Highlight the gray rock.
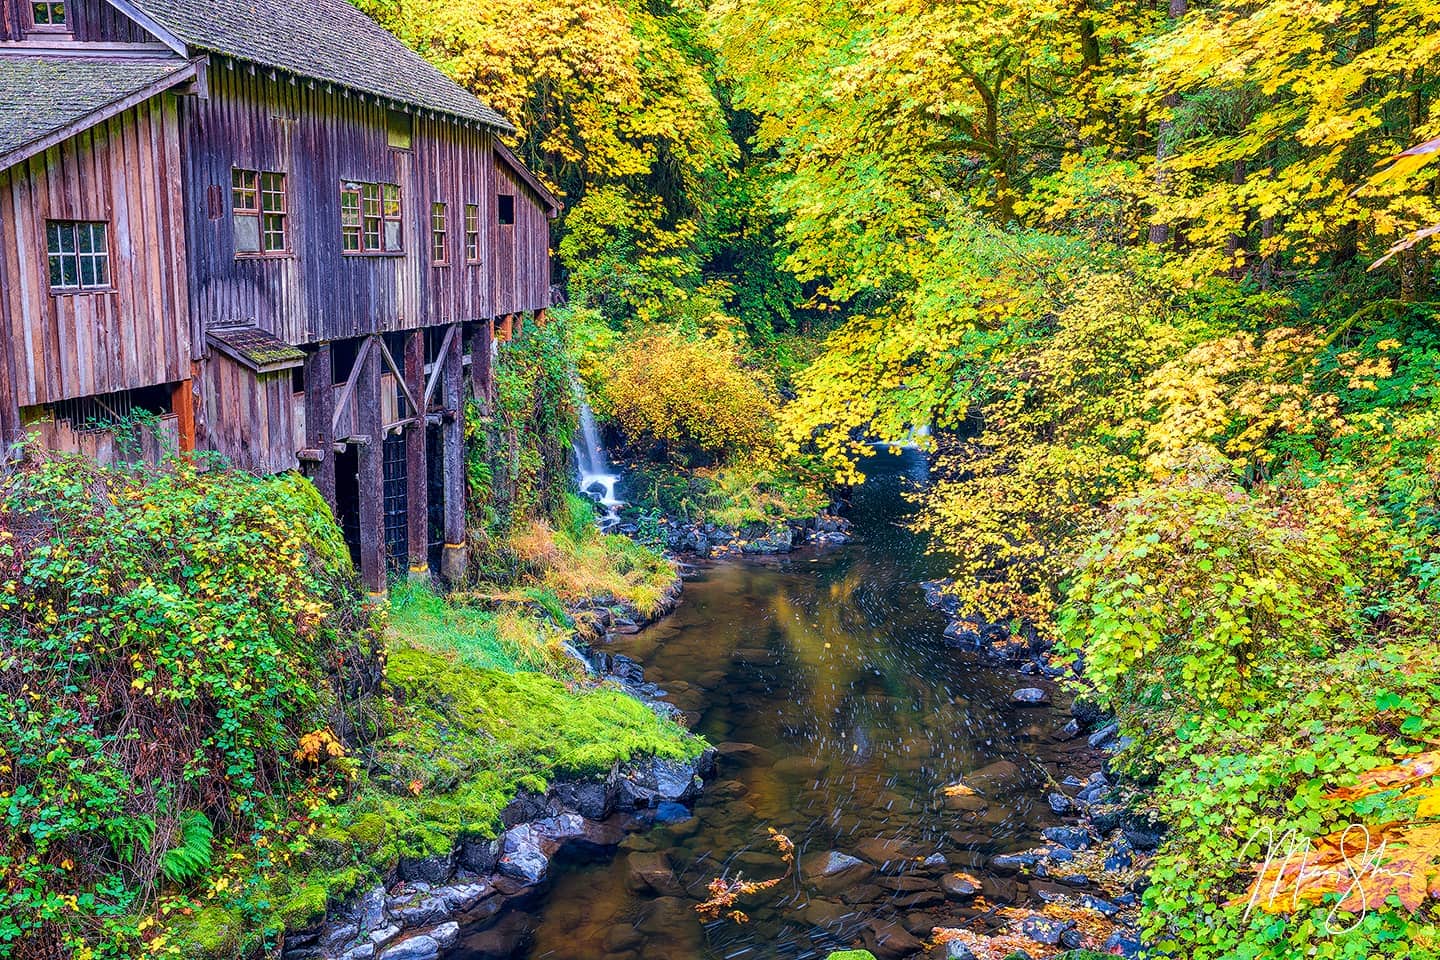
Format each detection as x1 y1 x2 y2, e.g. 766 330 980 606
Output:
320 922 361 954
497 823 549 885
397 851 454 886
1122 819 1165 851
1041 826 1091 851
550 778 615 820
1046 792 1072 814
930 940 977 960
456 839 498 874
1088 721 1120 749
1057 718 1081 740
988 851 1040 874
1080 894 1121 918
1009 687 1051 706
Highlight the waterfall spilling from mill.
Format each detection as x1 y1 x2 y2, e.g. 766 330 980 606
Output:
570 379 624 532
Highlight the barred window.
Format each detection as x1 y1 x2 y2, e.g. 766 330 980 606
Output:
47 221 109 291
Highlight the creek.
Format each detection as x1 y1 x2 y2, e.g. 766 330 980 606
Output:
458 448 1091 959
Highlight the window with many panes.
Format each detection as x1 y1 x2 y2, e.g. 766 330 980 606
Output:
232 169 287 255
464 204 480 263
340 181 403 253
431 202 448 264
29 2 65 28
47 221 110 291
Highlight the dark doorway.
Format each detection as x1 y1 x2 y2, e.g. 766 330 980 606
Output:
334 444 361 566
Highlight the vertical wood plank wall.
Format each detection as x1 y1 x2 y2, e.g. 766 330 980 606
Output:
0 94 191 407
491 157 552 317
182 64 510 347
1 0 159 42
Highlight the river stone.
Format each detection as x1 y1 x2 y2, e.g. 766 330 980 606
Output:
961 759 1030 796
1009 687 1051 707
863 919 924 960
716 741 775 768
941 872 982 899
376 921 458 960
626 851 685 897
1042 826 1091 850
1018 915 1075 946
1105 930 1143 957
457 839 498 874
929 941 978 960
803 851 876 895
772 755 828 780
654 801 693 823
497 824 549 885
397 850 454 886
855 836 915 867
893 890 944 909
1088 721 1120 749
801 897 851 928
876 875 933 892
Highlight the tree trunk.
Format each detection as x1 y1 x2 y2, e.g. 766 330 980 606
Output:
1148 0 1188 246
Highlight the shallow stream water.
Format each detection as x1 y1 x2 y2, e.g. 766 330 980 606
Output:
458 449 1088 959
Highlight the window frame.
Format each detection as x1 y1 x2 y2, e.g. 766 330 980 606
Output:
340 180 404 255
464 203 480 263
46 220 112 294
431 201 448 266
232 168 289 257
26 1 68 32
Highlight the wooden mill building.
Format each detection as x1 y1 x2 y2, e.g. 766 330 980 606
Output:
0 0 559 592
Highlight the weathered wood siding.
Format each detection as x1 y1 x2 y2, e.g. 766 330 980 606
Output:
198 351 298 474
71 0 158 43
491 155 551 317
0 94 191 407
0 0 155 41
182 64 504 345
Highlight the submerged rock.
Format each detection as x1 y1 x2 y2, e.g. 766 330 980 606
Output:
1009 687 1051 707
803 850 876 895
497 824 549 885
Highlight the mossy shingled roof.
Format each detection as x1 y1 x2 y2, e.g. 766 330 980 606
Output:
122 0 514 131
0 56 193 165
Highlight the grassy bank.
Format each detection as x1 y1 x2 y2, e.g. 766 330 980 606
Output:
0 455 700 960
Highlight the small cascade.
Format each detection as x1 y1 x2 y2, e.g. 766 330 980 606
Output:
571 379 624 532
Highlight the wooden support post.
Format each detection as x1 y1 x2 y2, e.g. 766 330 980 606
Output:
303 343 336 507
171 378 195 454
468 320 494 416
404 330 429 582
356 337 386 598
440 323 468 584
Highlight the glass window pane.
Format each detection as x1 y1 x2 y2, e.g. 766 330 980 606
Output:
49 253 63 287
46 222 62 254
77 225 94 254
263 214 285 252
385 220 402 251
60 254 77 288
233 214 261 253
51 2 64 24
383 185 400 217
79 255 96 288
93 254 108 287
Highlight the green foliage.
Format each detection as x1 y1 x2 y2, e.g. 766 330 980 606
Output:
0 456 376 956
159 813 214 886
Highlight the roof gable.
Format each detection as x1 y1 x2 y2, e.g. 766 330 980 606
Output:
495 142 561 218
0 57 196 171
114 0 513 130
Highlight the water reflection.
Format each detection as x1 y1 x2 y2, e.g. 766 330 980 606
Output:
489 449 1079 960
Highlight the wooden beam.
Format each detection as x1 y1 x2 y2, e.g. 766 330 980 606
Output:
404 331 429 582
374 334 419 424
356 337 386 597
423 324 456 407
331 336 372 436
440 324 467 584
304 343 336 506
466 320 493 415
